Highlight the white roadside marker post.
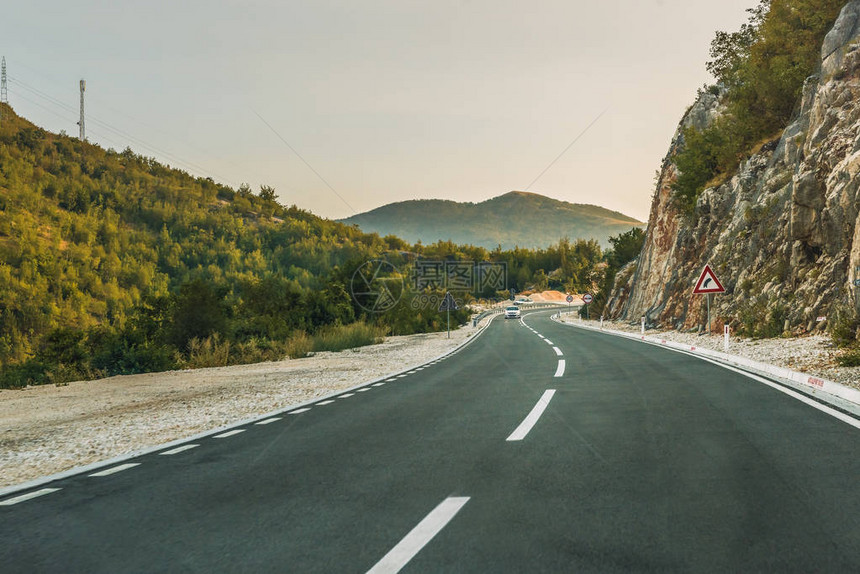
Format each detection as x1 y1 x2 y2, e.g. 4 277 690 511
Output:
641 316 645 335
724 324 730 352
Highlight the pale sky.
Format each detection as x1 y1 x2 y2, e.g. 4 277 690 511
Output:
2 0 755 222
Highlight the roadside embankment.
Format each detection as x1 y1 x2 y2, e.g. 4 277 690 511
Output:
558 313 860 393
0 318 491 489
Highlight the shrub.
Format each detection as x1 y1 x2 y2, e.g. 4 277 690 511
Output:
837 347 860 367
185 334 231 369
284 331 313 359
312 322 387 353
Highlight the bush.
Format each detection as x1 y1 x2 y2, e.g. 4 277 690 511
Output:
285 331 313 359
184 334 231 369
312 322 387 353
836 347 860 367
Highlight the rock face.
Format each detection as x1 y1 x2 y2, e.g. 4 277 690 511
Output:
609 2 860 334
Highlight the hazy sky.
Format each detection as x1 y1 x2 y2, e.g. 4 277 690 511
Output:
2 0 755 221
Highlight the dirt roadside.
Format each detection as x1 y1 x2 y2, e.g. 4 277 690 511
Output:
0 323 485 489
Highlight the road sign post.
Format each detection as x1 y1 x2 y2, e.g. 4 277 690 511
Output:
439 292 459 339
693 265 726 334
566 294 574 315
582 293 593 320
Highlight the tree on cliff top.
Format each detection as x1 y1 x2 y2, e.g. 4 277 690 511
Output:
672 0 846 214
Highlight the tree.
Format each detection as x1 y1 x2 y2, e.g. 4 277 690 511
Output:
259 185 277 202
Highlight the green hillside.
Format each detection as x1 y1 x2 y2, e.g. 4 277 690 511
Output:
0 105 475 386
340 191 643 249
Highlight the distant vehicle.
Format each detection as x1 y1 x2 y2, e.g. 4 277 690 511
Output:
505 306 521 319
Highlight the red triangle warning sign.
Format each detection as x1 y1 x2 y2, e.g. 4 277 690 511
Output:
693 264 725 294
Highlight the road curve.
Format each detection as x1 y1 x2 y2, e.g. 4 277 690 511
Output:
2 309 859 572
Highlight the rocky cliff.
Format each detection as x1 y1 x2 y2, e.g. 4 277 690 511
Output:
608 2 860 335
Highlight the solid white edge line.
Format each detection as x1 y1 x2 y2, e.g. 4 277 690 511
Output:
366 497 470 574
0 488 62 506
554 317 860 430
160 444 199 455
507 390 557 442
255 417 282 425
89 463 140 477
555 360 566 378
214 429 246 438
553 346 563 356
696 356 860 431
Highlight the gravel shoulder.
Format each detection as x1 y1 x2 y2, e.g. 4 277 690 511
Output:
559 314 860 392
0 322 485 489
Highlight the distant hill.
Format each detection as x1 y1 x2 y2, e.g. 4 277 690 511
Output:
340 191 643 250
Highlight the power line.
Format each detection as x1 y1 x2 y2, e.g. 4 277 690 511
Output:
253 109 356 214
524 108 608 192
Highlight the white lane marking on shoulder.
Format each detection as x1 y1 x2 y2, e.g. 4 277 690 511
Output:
214 429 246 439
0 488 62 506
386 378 398 381
89 463 141 477
317 400 335 405
255 417 282 425
339 393 355 398
396 374 408 378
357 388 371 392
289 408 311 414
696 356 860 431
555 360 566 378
372 382 386 387
160 444 199 455
553 346 563 356
366 497 470 574
507 390 557 442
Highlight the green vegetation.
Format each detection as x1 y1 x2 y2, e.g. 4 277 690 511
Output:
0 105 617 388
672 0 846 214
590 227 646 317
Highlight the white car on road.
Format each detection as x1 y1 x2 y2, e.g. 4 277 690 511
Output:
505 306 521 319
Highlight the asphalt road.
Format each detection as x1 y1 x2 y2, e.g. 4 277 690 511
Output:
2 309 859 573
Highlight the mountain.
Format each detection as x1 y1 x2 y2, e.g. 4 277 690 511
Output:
606 1 856 338
339 191 643 250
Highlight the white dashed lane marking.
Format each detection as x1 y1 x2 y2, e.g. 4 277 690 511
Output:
555 360 566 378
372 382 386 387
317 400 335 405
339 393 355 399
255 417 281 425
289 408 311 415
357 388 371 393
366 497 471 574
553 347 563 356
89 463 141 477
507 390 556 442
160 444 199 455
0 488 62 506
214 429 246 439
